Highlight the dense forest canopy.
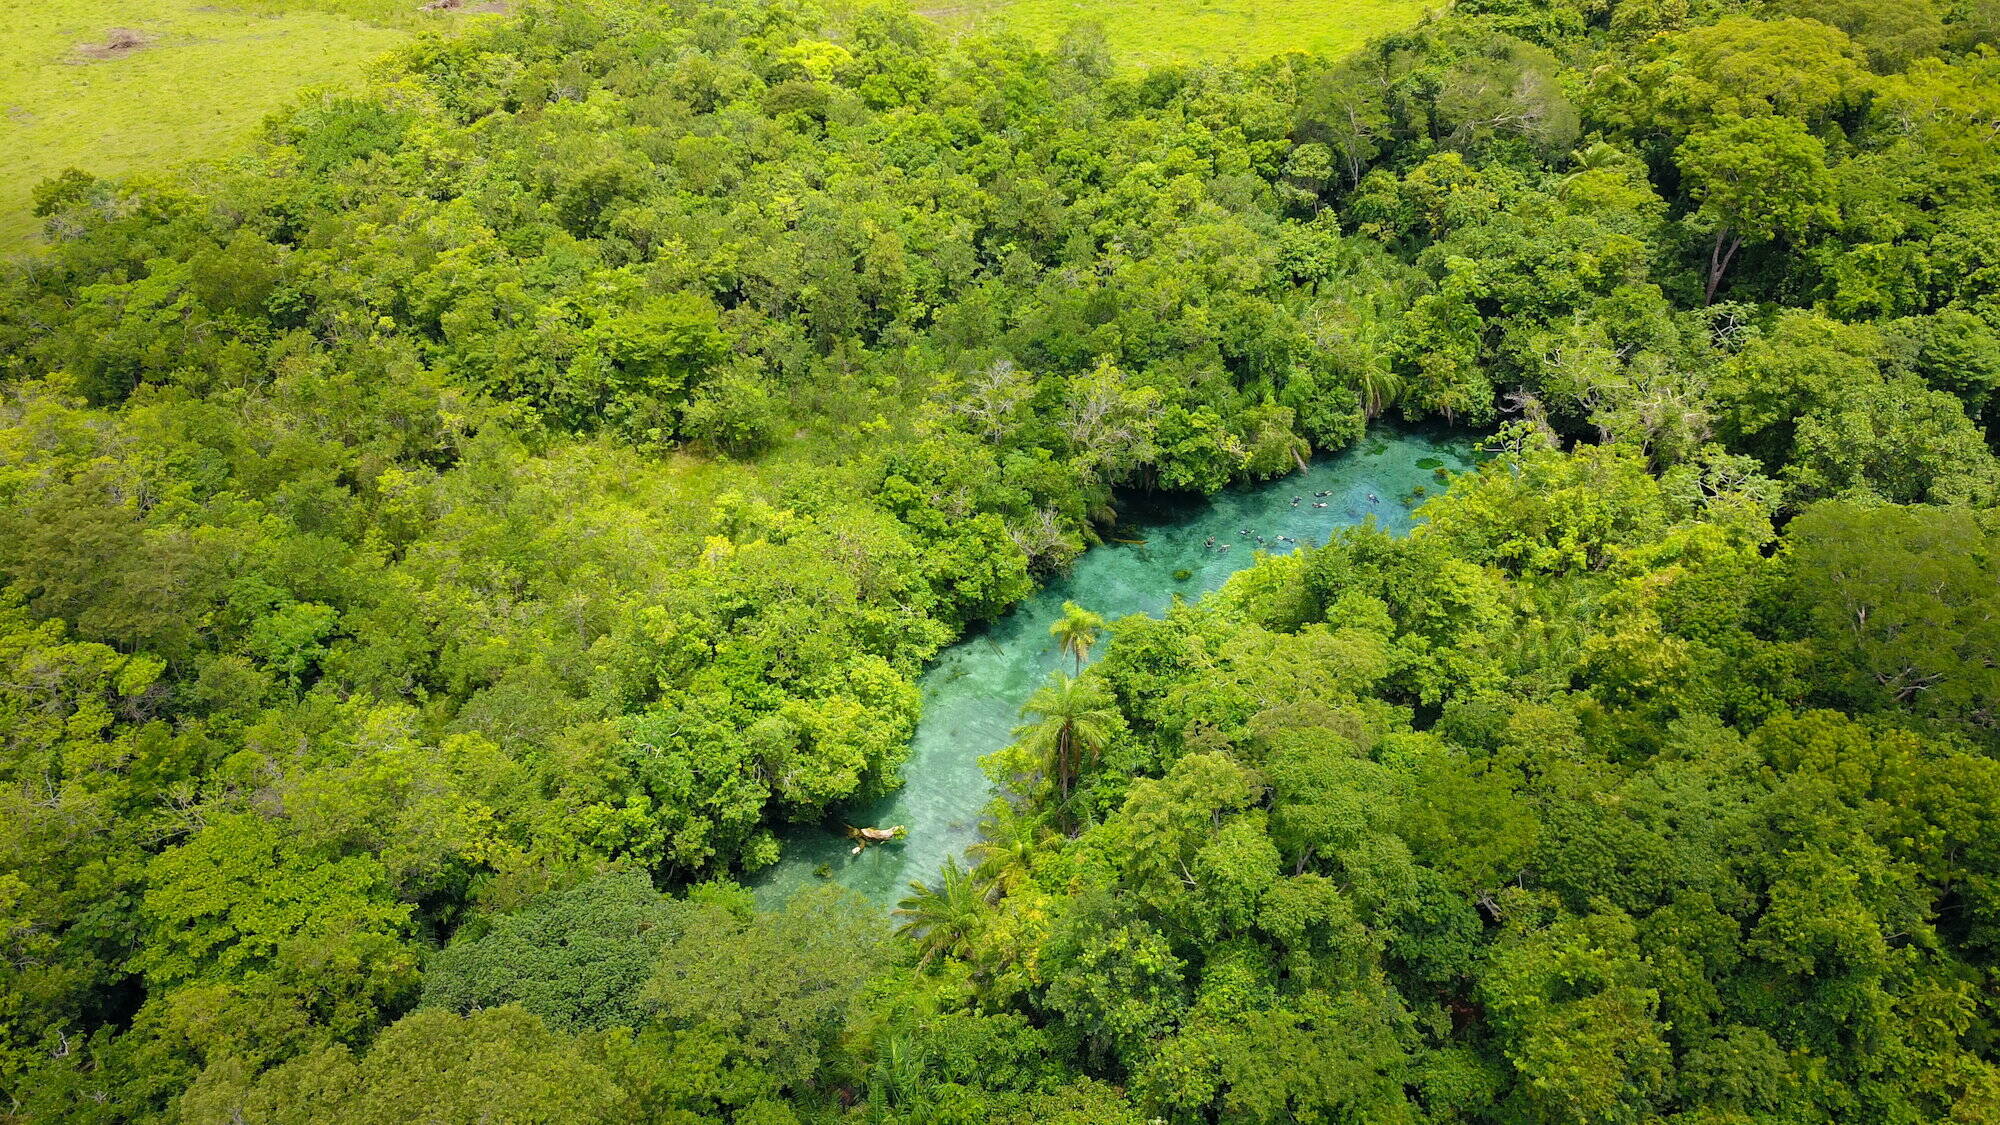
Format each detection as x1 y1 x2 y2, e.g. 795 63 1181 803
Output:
4 0 2000 1120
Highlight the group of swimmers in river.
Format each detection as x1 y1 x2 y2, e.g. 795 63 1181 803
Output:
1200 490 1380 553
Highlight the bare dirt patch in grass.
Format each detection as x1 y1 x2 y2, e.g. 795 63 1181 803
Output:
74 28 154 62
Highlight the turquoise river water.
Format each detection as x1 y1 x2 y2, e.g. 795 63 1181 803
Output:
753 426 1477 911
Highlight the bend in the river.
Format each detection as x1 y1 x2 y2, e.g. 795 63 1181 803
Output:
753 425 1477 911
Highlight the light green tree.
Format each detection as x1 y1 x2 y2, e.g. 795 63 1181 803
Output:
181 1006 623 1125
1678 116 1838 303
894 859 988 969
1016 673 1122 805
1049 601 1105 674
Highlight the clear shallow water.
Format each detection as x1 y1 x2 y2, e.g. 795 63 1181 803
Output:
752 426 1477 911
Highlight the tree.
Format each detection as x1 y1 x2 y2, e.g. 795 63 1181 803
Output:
131 813 417 1043
642 886 888 1092
1239 401 1312 479
894 859 988 969
182 1006 624 1125
421 868 680 1033
1296 65 1389 188
1352 360 1402 421
1435 38 1579 156
1678 116 1838 303
1059 361 1162 486
1481 903 1673 1123
1049 601 1106 674
966 808 1046 897
1717 312 2000 503
1787 502 2000 738
1591 16 1870 137
1015 673 1123 805
1771 0 1944 72
1153 407 1245 493
1388 256 1495 423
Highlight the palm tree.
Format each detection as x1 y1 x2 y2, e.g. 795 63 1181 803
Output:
1353 361 1403 420
893 859 986 969
966 807 1046 898
1049 601 1105 674
866 1031 932 1112
1015 672 1120 804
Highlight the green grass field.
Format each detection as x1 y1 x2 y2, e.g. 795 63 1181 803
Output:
926 0 1433 68
0 1 448 245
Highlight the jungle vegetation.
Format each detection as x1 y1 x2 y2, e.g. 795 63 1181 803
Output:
5 0 2000 1121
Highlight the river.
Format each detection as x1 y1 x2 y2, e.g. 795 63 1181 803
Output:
752 425 1477 911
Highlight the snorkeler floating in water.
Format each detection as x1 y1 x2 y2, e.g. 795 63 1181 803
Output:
1312 502 1327 508
1367 493 1379 503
